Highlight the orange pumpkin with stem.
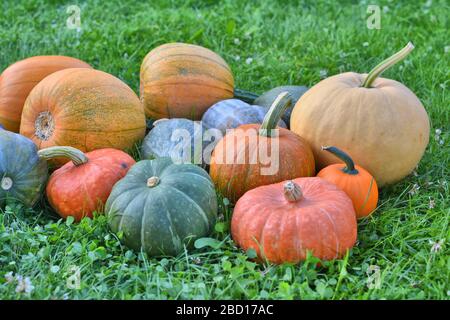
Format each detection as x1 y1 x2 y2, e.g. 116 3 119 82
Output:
209 92 315 203
231 177 357 264
38 146 135 221
317 146 378 219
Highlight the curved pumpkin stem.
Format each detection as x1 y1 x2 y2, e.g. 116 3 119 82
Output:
322 146 359 175
362 42 414 88
38 146 88 166
233 88 259 104
259 91 292 137
283 180 303 202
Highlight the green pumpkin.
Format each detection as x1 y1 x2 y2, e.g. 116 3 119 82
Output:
106 158 218 256
254 85 308 126
0 130 48 207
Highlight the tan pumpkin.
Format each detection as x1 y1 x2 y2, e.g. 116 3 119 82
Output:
290 42 430 186
0 56 91 132
20 68 146 163
140 43 235 120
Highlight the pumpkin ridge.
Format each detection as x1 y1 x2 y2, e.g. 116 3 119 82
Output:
143 81 233 94
164 184 211 229
318 207 340 258
143 53 231 73
115 187 148 232
158 193 183 253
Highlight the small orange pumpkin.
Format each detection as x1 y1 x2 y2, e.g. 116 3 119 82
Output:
209 92 315 203
317 146 378 219
0 56 91 132
38 146 135 221
140 43 234 120
231 177 357 264
19 68 146 163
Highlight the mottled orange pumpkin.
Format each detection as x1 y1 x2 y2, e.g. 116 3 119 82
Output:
140 43 234 120
20 68 146 164
38 146 135 221
317 146 378 219
210 92 315 203
0 56 91 132
232 178 357 264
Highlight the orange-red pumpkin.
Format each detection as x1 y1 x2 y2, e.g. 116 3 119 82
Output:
140 43 235 120
0 56 91 132
210 92 315 203
232 177 357 264
20 68 146 163
317 146 378 219
38 146 135 221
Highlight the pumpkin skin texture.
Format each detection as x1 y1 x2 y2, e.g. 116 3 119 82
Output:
0 56 91 132
19 68 146 164
290 43 429 186
317 146 378 219
210 93 315 203
0 130 48 207
106 158 218 256
232 178 357 264
254 85 308 126
201 99 286 135
39 147 135 222
140 43 234 120
141 118 207 166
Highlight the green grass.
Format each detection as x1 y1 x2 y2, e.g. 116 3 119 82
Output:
0 0 449 299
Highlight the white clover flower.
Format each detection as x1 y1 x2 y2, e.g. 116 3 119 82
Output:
363 42 369 47
234 55 240 61
319 69 328 78
5 272 14 284
435 128 442 136
428 198 435 209
15 275 34 294
233 38 240 45
445 46 450 53
245 57 253 65
430 239 444 253
409 184 420 195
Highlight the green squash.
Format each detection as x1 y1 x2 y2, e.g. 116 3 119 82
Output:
106 158 218 256
0 130 48 207
254 85 308 126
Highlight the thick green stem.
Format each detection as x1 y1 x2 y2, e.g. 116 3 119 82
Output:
322 146 358 175
234 88 259 104
362 42 414 88
259 91 292 137
38 146 88 166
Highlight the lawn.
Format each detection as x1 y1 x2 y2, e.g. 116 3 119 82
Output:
0 0 448 300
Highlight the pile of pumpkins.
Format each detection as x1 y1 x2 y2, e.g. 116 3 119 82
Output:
0 42 430 264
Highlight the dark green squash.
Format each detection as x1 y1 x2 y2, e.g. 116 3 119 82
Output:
254 86 308 126
0 130 48 207
106 158 218 256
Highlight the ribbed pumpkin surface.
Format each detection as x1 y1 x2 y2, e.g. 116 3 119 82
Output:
0 130 48 207
0 56 91 132
140 43 234 120
106 158 218 256
232 177 357 264
19 68 146 162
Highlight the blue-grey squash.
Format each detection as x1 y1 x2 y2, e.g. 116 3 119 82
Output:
201 99 286 135
0 130 48 207
106 158 218 256
254 86 308 126
141 118 207 166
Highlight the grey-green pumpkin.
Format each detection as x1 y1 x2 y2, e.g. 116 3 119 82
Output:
201 99 286 135
142 118 207 166
254 86 308 126
0 130 48 207
106 158 218 256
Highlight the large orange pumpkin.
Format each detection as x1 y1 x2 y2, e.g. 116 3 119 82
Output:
210 92 315 203
38 146 135 221
140 43 236 120
290 42 430 186
317 146 378 219
0 56 91 132
20 68 146 161
231 177 357 264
